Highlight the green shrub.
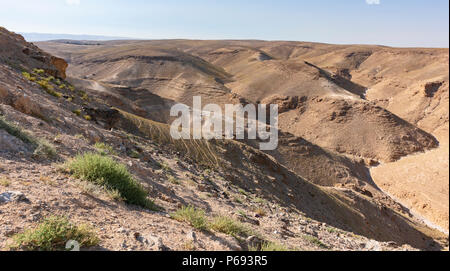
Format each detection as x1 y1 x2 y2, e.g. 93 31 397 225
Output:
210 216 251 237
33 139 57 159
33 68 45 75
66 153 153 208
10 216 99 251
171 206 209 231
37 80 62 98
303 235 328 249
37 79 51 90
22 71 36 81
45 76 55 82
72 109 81 116
0 177 11 187
81 93 89 101
94 142 117 156
128 149 140 159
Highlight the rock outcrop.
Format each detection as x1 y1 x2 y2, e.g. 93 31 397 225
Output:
0 27 67 79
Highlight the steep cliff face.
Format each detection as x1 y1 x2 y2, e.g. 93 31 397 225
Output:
0 27 67 79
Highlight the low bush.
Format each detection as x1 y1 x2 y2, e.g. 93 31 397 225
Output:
94 142 117 156
171 206 209 231
66 153 154 209
10 216 99 251
210 216 251 237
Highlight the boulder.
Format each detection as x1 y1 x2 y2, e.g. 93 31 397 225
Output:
0 191 28 204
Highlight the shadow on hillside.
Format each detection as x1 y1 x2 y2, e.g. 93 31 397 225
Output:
304 61 367 99
110 109 444 250
220 141 444 251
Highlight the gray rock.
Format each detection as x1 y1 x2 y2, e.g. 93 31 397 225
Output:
139 234 167 251
365 240 382 251
305 225 318 237
186 231 197 242
117 227 128 234
246 235 264 250
0 191 28 204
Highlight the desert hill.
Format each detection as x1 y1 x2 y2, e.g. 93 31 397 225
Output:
0 27 448 250
37 38 449 233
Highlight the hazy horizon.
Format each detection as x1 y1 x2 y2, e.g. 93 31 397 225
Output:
1 0 449 48
16 31 450 49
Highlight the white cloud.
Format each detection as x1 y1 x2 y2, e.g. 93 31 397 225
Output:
366 0 380 4
66 0 80 6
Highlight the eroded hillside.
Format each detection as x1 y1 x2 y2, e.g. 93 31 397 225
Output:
0 27 448 251
38 38 449 233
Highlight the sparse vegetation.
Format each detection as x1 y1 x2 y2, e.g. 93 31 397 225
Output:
182 240 195 251
168 176 180 185
94 142 117 156
37 79 63 98
0 177 11 187
128 149 140 159
233 196 244 204
74 179 122 201
250 241 291 251
83 115 92 121
22 71 36 82
39 175 57 186
32 68 45 75
253 207 267 217
72 109 81 116
10 216 99 251
0 117 33 144
66 153 155 209
36 79 52 90
210 216 251 237
171 206 209 231
237 210 247 218
253 197 267 205
74 133 85 140
238 188 249 196
160 161 171 172
303 235 329 249
119 109 221 167
0 116 56 159
33 139 57 159
326 227 338 234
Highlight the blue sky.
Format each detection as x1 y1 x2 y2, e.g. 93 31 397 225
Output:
0 0 448 47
